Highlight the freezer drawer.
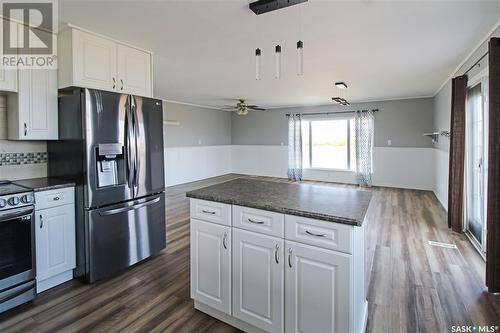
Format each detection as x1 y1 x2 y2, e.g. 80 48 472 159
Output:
86 193 166 282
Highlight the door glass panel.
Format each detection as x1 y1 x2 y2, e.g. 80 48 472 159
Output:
465 82 485 247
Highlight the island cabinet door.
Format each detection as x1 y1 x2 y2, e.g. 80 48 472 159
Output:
233 228 284 333
285 240 352 333
190 218 231 315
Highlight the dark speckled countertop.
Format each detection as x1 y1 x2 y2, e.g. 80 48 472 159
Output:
13 177 76 192
186 178 372 226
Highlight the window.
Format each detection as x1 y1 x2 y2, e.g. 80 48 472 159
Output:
302 118 356 171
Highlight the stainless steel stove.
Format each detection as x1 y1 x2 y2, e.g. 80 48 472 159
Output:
0 181 36 313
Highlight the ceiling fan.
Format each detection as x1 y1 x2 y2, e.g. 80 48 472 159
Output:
222 99 266 115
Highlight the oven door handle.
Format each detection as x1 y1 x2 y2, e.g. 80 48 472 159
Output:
0 280 35 304
0 207 34 223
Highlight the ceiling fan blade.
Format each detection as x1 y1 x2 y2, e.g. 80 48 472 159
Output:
249 107 266 111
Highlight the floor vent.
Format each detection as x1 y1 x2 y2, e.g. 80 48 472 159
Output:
428 240 458 249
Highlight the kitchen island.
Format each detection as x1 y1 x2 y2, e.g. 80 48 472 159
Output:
186 178 372 333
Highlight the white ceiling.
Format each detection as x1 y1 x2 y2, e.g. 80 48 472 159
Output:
59 0 500 108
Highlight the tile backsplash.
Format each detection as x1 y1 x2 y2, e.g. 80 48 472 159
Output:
0 94 48 180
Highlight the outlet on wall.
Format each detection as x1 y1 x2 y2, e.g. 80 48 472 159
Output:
387 139 392 146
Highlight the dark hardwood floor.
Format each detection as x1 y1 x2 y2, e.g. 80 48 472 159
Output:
0 174 499 332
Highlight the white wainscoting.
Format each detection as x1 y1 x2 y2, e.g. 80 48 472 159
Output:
371 147 435 190
230 145 435 190
165 145 232 187
433 148 449 209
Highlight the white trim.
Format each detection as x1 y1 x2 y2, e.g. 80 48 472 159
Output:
433 18 500 96
58 23 153 54
161 98 226 111
160 95 434 112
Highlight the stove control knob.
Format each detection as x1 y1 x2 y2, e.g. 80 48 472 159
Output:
0 198 6 208
21 194 32 204
8 197 20 206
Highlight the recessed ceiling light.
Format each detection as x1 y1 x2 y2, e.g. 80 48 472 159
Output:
335 82 348 89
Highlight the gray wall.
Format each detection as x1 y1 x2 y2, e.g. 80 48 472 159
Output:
231 98 434 148
433 80 452 152
433 24 500 152
163 101 231 147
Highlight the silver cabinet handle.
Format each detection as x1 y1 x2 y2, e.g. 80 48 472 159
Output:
288 248 292 268
120 79 124 91
305 230 326 237
39 214 43 229
248 218 265 224
275 244 279 264
112 77 116 89
202 210 216 215
24 123 27 136
223 232 228 250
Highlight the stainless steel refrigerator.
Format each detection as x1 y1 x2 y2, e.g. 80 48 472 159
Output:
48 88 166 283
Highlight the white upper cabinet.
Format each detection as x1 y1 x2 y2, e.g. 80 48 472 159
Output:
71 29 117 92
7 25 58 140
117 44 152 97
0 19 17 92
58 25 153 97
0 66 17 92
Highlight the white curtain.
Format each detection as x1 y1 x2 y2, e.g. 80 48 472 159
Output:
355 110 374 187
287 114 303 181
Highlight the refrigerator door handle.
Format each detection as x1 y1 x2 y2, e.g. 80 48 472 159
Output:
98 196 161 216
125 97 135 192
132 96 141 189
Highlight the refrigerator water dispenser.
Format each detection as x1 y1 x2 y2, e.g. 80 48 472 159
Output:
96 143 124 187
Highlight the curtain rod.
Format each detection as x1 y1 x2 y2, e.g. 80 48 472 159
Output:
285 109 379 117
464 52 488 76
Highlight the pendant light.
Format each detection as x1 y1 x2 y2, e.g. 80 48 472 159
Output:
297 40 303 76
255 48 262 80
275 45 281 79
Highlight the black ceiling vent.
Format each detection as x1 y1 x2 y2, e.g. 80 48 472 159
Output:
249 0 308 15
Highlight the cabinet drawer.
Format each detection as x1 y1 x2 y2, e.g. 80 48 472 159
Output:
233 205 284 238
190 199 231 226
35 187 75 210
285 215 352 254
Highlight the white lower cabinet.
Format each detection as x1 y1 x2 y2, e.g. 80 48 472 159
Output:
35 203 76 292
190 200 366 333
191 218 232 315
285 240 351 333
233 228 284 333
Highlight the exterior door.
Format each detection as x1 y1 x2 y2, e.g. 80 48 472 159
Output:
465 75 488 252
36 205 76 282
285 240 351 333
233 228 284 333
86 193 166 283
191 218 231 315
117 44 152 97
131 95 165 199
72 29 117 92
